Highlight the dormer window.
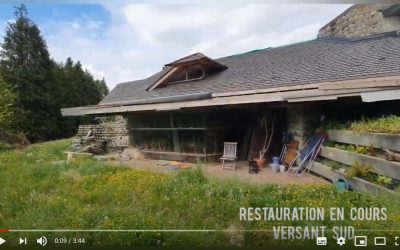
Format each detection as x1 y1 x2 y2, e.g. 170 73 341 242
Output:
147 53 227 91
166 65 205 84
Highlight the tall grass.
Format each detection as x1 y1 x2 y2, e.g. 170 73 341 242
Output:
0 140 399 247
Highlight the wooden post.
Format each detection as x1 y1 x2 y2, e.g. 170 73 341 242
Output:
170 113 181 157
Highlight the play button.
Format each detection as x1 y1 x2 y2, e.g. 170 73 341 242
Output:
0 238 5 245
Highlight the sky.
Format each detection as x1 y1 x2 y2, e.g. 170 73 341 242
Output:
0 3 351 90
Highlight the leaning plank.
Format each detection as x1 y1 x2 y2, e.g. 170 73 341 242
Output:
328 129 400 152
320 146 400 180
311 162 338 180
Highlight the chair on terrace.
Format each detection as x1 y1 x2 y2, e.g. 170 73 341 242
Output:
221 142 238 171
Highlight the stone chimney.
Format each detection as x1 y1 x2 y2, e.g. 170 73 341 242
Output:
319 4 400 38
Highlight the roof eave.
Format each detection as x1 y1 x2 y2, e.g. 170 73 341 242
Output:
61 75 400 117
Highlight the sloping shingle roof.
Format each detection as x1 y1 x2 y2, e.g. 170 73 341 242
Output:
100 32 400 105
165 52 208 66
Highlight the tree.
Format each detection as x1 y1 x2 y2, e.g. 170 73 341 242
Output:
0 4 56 141
50 58 109 138
0 71 19 147
0 72 16 128
0 4 110 142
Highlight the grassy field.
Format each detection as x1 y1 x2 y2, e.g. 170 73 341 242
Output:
1 140 400 247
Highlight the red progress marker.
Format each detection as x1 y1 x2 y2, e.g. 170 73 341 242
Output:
0 229 9 233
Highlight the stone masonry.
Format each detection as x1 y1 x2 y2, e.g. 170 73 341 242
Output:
76 116 129 152
287 104 322 146
319 4 400 38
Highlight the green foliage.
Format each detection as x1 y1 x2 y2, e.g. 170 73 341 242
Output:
0 72 19 149
349 115 400 134
327 162 341 171
1 140 400 246
0 142 12 152
323 120 350 130
332 143 374 156
0 72 16 127
325 115 400 134
345 162 396 190
346 162 375 180
51 58 109 138
0 4 57 141
0 5 109 142
377 175 392 187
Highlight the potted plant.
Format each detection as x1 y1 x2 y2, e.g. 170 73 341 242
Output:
255 113 276 168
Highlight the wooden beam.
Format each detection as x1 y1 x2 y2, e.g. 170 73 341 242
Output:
318 75 400 90
62 92 284 116
212 76 400 97
361 89 400 102
138 149 221 157
148 67 180 91
170 113 180 153
313 161 399 196
311 161 337 180
61 78 399 117
212 83 319 97
328 130 400 152
320 146 400 180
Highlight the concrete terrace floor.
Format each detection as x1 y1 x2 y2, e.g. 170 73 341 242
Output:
111 157 329 186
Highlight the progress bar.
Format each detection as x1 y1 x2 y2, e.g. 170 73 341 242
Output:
4 229 400 233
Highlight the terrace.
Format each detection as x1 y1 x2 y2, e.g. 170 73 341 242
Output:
104 157 329 186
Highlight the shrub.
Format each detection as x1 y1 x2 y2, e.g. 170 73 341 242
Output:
0 142 11 152
325 115 400 134
346 162 375 180
376 175 392 188
349 115 400 134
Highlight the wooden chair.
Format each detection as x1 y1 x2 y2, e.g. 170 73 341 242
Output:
221 142 238 171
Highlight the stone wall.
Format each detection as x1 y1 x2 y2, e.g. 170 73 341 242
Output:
76 116 129 151
319 4 400 38
287 104 322 146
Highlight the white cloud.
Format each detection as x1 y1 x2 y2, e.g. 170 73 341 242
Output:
40 3 350 90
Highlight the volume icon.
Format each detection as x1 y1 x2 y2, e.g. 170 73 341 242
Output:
36 236 47 246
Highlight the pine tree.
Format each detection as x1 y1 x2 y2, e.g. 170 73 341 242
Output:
1 4 110 142
96 77 109 99
50 57 109 138
0 70 18 146
0 72 16 128
0 4 57 141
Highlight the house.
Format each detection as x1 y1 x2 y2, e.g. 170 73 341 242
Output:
62 4 400 164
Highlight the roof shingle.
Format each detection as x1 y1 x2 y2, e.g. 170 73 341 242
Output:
100 33 400 105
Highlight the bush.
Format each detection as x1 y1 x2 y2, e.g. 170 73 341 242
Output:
0 142 11 152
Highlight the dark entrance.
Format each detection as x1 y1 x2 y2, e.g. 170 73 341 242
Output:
127 105 287 164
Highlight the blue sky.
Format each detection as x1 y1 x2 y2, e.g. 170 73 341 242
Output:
0 3 350 89
0 4 109 22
